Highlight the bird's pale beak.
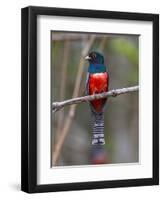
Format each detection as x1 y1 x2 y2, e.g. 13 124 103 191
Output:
85 55 91 60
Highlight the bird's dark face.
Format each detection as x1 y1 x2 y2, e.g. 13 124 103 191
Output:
85 52 104 64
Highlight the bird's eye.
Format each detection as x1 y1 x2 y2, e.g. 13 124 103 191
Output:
92 53 96 59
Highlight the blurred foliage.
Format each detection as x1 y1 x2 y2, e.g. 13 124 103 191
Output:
110 38 138 66
51 32 139 166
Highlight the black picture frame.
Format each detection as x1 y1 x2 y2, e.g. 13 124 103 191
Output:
21 6 159 193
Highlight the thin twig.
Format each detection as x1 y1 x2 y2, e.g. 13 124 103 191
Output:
52 86 139 112
56 39 70 139
98 36 107 52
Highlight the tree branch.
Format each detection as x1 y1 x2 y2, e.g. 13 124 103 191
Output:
52 86 139 113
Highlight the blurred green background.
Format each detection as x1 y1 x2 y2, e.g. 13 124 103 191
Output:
51 32 139 167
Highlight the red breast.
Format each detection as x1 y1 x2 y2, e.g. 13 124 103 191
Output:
89 72 109 112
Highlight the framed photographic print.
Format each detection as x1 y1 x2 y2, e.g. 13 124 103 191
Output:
21 6 159 193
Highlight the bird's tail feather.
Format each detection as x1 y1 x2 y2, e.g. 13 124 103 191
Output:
91 111 105 145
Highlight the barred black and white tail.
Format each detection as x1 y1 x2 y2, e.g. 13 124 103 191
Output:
91 111 105 145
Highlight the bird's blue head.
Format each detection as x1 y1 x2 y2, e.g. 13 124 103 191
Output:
85 51 104 64
85 51 106 73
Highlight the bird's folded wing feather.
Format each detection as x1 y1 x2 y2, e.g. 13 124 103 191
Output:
85 72 90 95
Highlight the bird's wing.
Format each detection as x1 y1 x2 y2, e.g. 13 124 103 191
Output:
107 71 109 91
85 72 90 95
100 71 109 112
86 72 95 113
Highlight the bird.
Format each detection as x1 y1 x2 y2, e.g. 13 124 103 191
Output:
85 51 109 145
